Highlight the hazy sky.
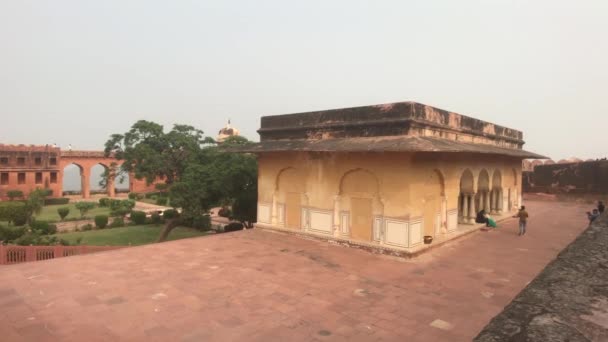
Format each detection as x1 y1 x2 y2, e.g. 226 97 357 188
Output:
1 0 606 160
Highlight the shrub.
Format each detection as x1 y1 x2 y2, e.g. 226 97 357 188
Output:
11 206 29 226
0 202 28 225
42 189 53 197
193 215 211 231
110 199 135 211
145 192 161 199
151 212 162 224
0 225 27 242
218 207 232 218
109 199 122 210
130 211 147 225
7 190 24 201
128 192 142 200
13 232 69 246
182 214 211 231
44 197 69 205
14 233 39 246
109 217 125 228
30 220 57 235
155 197 168 206
75 202 96 217
223 222 244 232
57 207 70 220
110 208 130 217
163 209 178 220
94 215 109 229
98 198 111 207
124 199 136 210
82 224 93 231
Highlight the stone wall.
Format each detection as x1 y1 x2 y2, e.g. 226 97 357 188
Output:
257 151 522 251
474 213 608 341
523 160 608 194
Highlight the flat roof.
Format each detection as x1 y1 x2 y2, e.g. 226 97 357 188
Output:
258 101 524 144
225 135 546 159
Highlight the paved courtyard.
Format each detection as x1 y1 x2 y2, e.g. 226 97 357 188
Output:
0 200 590 341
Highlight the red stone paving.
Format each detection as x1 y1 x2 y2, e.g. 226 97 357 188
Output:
0 200 590 341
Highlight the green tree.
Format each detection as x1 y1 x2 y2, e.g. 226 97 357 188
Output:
104 120 213 241
0 202 27 225
217 137 258 228
24 188 49 224
75 202 96 218
104 120 212 185
104 122 258 241
171 137 258 230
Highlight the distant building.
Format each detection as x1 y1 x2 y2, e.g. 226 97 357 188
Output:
217 120 240 143
0 144 162 200
0 144 62 199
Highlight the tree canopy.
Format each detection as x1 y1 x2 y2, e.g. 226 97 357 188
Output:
104 120 213 185
105 121 258 241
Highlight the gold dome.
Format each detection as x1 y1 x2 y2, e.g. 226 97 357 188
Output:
217 120 240 143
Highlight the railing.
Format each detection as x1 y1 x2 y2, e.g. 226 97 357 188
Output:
0 244 127 265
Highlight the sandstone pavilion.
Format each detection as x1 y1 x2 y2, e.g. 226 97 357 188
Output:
229 101 545 255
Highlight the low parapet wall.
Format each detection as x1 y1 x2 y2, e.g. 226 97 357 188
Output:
474 213 608 341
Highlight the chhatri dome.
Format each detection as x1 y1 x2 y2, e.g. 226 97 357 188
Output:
217 119 240 143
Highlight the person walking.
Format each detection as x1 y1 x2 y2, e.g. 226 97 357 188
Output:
513 206 529 236
598 201 605 214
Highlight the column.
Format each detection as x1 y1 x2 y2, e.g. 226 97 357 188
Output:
468 193 476 224
484 191 491 212
82 167 91 199
458 194 464 223
441 197 448 233
496 189 503 214
271 193 278 225
107 176 116 198
333 196 341 237
462 194 469 225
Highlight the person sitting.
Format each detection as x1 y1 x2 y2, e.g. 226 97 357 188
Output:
476 209 489 226
588 209 600 223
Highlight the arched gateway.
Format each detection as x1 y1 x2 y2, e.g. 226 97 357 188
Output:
0 145 162 201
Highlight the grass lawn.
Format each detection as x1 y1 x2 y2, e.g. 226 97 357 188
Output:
35 203 111 222
54 225 212 246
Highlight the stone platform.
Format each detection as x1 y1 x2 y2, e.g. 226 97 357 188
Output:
475 212 608 341
0 200 590 341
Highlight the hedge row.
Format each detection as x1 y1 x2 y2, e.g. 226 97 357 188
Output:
45 198 70 205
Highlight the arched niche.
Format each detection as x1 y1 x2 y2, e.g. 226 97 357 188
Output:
337 168 383 242
274 167 308 229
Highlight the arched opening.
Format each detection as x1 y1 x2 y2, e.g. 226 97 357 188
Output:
114 167 130 194
275 167 306 229
491 170 503 214
88 163 129 198
90 164 109 196
338 169 383 242
476 169 491 213
458 169 475 224
62 163 85 197
422 169 445 237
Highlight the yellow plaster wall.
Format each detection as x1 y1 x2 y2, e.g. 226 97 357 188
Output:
257 152 522 244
